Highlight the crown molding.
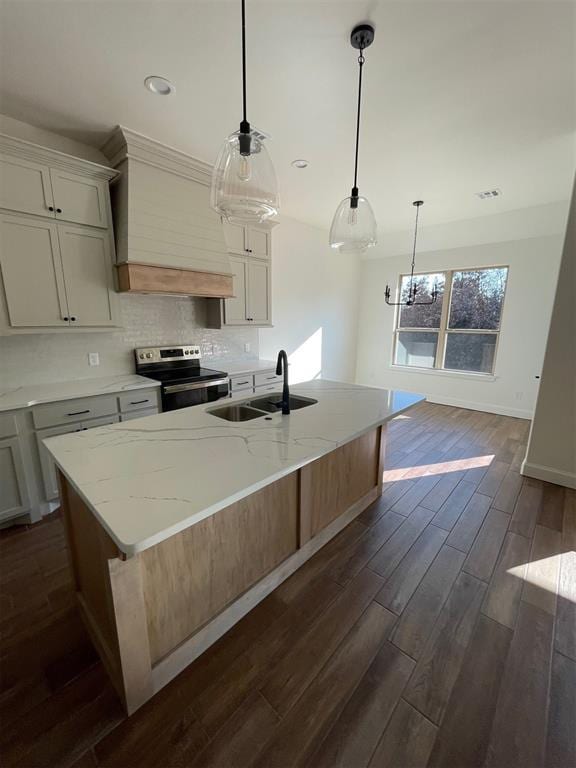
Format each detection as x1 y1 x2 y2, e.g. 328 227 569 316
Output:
0 133 118 181
101 126 213 186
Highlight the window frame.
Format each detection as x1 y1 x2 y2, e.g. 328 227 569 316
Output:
391 265 509 376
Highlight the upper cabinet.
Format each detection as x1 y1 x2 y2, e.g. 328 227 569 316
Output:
0 154 109 228
207 224 273 329
49 170 109 228
224 222 271 260
0 215 117 328
0 134 119 334
0 155 54 218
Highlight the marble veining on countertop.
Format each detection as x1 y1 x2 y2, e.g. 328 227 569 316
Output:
44 380 424 556
0 375 161 412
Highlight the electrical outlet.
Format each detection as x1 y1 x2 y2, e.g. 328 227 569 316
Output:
244 343 251 353
88 352 100 367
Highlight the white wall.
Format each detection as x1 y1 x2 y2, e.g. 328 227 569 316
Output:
355 234 564 418
259 217 361 384
522 182 576 488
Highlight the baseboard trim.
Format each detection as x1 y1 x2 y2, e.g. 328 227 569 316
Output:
426 395 533 420
520 460 576 489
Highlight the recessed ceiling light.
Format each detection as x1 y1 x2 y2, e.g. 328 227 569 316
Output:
291 159 309 169
144 76 175 96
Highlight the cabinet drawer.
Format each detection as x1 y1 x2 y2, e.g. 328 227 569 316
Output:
120 408 159 422
0 413 18 439
32 394 117 429
118 390 158 413
254 371 282 388
229 374 255 392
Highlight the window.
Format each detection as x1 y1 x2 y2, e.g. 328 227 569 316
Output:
393 266 508 374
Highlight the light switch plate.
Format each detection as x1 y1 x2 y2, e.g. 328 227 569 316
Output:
88 352 100 367
244 343 251 353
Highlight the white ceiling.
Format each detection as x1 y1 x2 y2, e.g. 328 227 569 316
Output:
1 0 575 235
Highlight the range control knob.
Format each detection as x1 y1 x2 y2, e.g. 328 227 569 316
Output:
139 353 145 359
146 352 153 359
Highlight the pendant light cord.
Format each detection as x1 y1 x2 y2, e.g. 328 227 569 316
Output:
241 0 247 124
408 202 421 294
352 49 365 195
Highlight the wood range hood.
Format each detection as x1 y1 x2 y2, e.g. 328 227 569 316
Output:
102 126 234 299
116 262 234 298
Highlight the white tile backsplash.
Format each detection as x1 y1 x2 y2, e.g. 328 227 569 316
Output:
0 294 259 389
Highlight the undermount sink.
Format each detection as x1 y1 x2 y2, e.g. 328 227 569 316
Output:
207 404 266 422
208 394 318 422
246 394 318 413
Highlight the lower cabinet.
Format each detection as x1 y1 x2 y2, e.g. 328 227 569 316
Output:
37 415 120 500
0 436 31 521
228 370 283 397
0 388 160 525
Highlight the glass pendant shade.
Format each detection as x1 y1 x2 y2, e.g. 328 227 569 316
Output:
329 195 377 254
211 130 279 224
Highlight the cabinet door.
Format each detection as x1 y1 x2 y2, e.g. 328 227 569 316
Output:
247 226 271 259
37 415 119 500
223 256 250 324
0 154 55 218
223 221 247 254
50 169 108 228
247 259 271 325
58 224 116 326
0 214 69 327
0 437 31 520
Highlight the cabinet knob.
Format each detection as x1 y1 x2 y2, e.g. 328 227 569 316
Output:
63 316 69 322
48 206 54 212
70 316 77 322
56 208 62 213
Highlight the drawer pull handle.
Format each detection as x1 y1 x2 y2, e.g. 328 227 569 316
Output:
236 381 250 386
266 375 277 380
130 399 149 405
66 409 90 416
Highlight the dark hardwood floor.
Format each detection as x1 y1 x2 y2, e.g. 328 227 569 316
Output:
1 401 574 768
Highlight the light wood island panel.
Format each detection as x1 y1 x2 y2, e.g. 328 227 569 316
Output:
58 425 386 714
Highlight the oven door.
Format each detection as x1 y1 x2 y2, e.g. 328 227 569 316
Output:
161 378 229 411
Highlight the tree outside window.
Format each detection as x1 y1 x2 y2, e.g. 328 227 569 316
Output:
393 266 508 374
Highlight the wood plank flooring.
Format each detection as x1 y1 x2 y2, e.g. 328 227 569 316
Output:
1 401 574 768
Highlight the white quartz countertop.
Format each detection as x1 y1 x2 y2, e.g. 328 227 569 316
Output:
0 375 160 412
44 380 424 556
217 359 278 375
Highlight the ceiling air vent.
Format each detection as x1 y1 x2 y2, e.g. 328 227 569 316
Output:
476 188 501 200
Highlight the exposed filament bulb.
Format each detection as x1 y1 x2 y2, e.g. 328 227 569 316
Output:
348 205 358 226
237 154 252 182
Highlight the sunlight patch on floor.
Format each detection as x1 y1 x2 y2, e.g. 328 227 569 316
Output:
382 455 495 483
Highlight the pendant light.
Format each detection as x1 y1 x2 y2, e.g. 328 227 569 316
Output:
210 0 279 223
385 201 438 306
329 24 377 254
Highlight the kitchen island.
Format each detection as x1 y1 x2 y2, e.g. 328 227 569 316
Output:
45 380 423 714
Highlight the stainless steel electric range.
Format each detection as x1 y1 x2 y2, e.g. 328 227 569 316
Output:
134 345 229 411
